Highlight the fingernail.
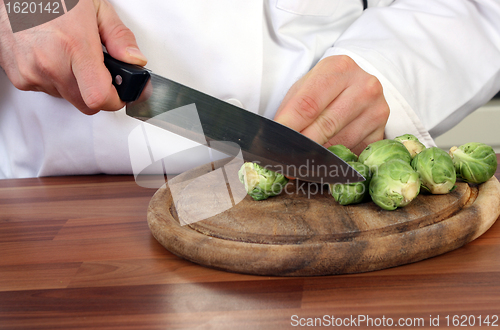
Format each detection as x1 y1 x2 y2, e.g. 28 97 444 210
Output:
126 47 148 63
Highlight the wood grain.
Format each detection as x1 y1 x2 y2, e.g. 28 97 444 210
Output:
0 156 498 329
187 181 471 244
147 159 500 276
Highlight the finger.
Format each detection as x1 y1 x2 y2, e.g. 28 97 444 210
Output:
61 1 125 112
302 73 387 146
48 50 103 114
323 103 388 154
71 40 126 112
274 79 302 118
32 36 109 113
11 48 65 99
327 124 385 155
274 65 347 133
94 0 147 66
56 75 101 114
350 129 385 156
300 87 362 145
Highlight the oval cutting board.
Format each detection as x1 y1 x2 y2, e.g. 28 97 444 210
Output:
147 160 500 276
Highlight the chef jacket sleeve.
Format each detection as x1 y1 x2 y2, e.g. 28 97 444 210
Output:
320 0 500 147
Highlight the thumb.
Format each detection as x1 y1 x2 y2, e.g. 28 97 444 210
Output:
94 0 147 66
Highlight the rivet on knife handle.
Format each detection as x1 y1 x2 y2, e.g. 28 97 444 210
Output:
103 52 151 103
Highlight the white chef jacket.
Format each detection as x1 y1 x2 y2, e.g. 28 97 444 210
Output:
1 0 500 179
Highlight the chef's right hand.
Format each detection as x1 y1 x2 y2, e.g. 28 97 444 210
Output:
0 0 147 115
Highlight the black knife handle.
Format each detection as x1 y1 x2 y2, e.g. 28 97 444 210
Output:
103 52 151 102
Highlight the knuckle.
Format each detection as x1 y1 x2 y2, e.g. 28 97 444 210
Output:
56 29 80 55
11 77 31 91
329 55 355 73
34 54 56 80
316 115 339 139
13 66 37 91
109 24 134 41
295 94 322 120
363 75 384 98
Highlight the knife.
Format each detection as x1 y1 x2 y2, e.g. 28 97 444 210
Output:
103 53 364 184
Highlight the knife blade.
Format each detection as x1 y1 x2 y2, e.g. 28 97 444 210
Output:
103 53 364 184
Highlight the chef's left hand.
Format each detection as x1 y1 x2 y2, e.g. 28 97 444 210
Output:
274 55 390 155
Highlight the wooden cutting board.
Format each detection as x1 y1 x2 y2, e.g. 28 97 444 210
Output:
147 159 500 276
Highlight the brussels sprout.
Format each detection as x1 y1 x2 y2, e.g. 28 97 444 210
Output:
358 139 412 170
327 145 358 162
238 162 289 201
330 162 371 205
411 147 456 194
449 143 497 184
369 159 420 210
394 134 426 159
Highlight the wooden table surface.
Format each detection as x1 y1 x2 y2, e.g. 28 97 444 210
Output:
1 155 499 330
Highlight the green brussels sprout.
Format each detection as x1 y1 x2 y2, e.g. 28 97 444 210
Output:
327 145 358 162
411 147 456 194
369 159 420 210
358 139 412 170
238 162 289 201
394 134 426 159
449 143 497 184
330 162 371 205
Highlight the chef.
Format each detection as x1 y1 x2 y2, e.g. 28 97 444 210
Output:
1 0 499 179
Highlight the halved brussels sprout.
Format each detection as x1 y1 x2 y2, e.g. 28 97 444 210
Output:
327 145 358 162
369 159 420 210
394 134 426 159
330 162 371 205
449 143 497 184
411 147 456 194
238 162 289 201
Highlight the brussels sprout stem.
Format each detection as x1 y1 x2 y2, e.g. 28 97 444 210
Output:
240 166 260 193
